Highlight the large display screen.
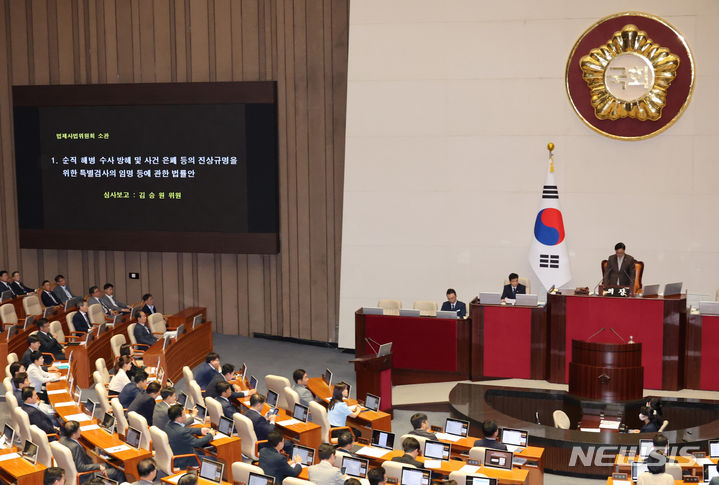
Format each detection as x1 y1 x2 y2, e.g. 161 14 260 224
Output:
13 82 278 253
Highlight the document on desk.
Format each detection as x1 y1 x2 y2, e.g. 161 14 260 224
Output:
458 465 480 474
423 459 442 469
696 457 713 465
0 453 20 461
276 418 301 427
579 427 601 433
164 475 182 484
80 424 101 431
356 446 389 458
104 444 131 453
47 389 67 395
212 432 229 441
435 432 461 442
612 481 631 485
54 401 76 407
65 413 93 422
55 363 70 369
599 420 621 430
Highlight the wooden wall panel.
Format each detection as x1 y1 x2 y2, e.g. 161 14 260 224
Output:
0 0 348 342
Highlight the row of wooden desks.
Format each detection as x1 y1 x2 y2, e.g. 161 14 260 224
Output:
0 447 46 485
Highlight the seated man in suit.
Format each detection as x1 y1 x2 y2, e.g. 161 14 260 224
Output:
195 352 221 390
152 386 177 431
141 293 159 315
88 286 116 316
206 363 256 400
133 458 159 485
10 271 33 295
60 420 126 483
0 270 15 296
165 404 215 468
292 369 315 407
309 443 345 485
603 242 636 288
501 273 526 302
245 393 276 441
44 467 65 485
215 381 243 419
133 311 157 350
12 371 27 403
440 288 467 317
53 275 75 303
128 381 161 426
368 467 386 485
40 280 63 308
36 318 65 361
473 419 507 450
409 412 438 440
335 431 359 460
119 370 149 408
258 431 302 485
21 386 60 439
72 301 92 334
101 283 130 314
391 436 424 468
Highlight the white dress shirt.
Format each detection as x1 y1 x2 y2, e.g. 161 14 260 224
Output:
109 368 130 393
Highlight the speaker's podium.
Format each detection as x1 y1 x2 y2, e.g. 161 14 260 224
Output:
350 349 393 412
568 329 643 401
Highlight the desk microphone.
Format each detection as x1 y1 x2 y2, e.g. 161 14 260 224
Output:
592 278 604 295
586 327 606 342
535 411 540 424
364 337 381 355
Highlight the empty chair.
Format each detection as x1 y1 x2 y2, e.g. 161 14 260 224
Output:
448 471 489 485
284 385 300 412
265 374 291 409
182 366 194 385
205 397 222 427
0 303 18 326
66 311 77 331
95 358 111 384
382 461 415 482
110 334 127 359
148 313 166 334
377 299 401 316
553 410 570 429
412 301 438 316
94 383 111 416
88 303 105 325
51 440 97 484
150 425 199 474
13 407 33 445
188 380 205 409
110 397 129 436
503 275 532 293
400 433 429 450
308 401 351 444
92 371 105 387
233 412 263 460
5 364 11 379
665 464 682 480
468 446 486 465
23 295 43 316
7 353 18 365
659 420 669 432
231 462 265 485
127 411 152 451
29 424 53 467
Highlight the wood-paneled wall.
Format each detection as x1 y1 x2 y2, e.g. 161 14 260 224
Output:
0 0 348 342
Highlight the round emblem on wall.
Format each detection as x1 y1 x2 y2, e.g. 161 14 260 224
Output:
565 12 695 140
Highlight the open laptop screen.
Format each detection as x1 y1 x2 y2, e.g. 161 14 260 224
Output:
365 393 380 412
292 444 315 466
293 403 309 422
501 428 528 447
483 450 513 470
248 472 274 485
444 418 469 437
125 426 141 449
266 390 279 408
371 430 394 450
632 461 649 481
423 440 450 460
400 468 431 485
218 416 234 436
342 456 368 478
199 457 224 484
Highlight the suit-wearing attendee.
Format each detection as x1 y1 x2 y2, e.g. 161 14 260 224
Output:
391 436 424 468
133 311 157 350
141 293 159 315
245 393 276 441
131 458 160 485
119 370 148 408
108 356 133 396
21 387 59 438
335 431 359 460
216 381 242 419
101 283 130 313
177 475 198 485
128 381 161 426
473 419 507 450
327 383 360 434
603 242 637 288
53 275 75 303
23 335 44 368
292 368 315 406
368 467 387 485
501 273 526 301
88 286 114 315
409 412 438 440
41 281 62 307
0 270 15 296
10 271 33 295
27 350 60 399
195 352 221 390
637 453 675 485
205 363 255 400
165 404 215 468
43 466 66 485
440 288 467 317
152 387 177 431
60 420 125 483
36 319 65 361
710 463 719 485
13 372 28 404
72 302 92 334
309 443 345 485
258 431 302 485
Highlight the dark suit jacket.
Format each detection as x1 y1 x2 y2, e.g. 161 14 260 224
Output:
119 382 141 408
218 396 240 420
127 391 156 426
258 447 302 484
10 281 33 295
53 285 73 303
245 408 274 441
59 436 102 472
391 453 424 469
165 421 213 468
640 421 659 433
153 401 171 431
0 281 13 295
72 311 92 333
142 304 158 315
205 373 247 401
501 284 526 300
195 363 219 390
22 348 35 368
22 403 56 436
41 290 62 307
409 429 438 440
37 331 64 360
603 253 636 287
133 323 157 348
472 437 507 451
440 300 467 317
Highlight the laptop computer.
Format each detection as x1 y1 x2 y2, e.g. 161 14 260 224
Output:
342 456 368 478
709 440 719 458
639 439 653 459
192 314 203 328
399 309 420 317
466 478 497 485
705 463 719 482
444 418 469 437
479 292 501 305
199 457 224 484
371 430 395 450
125 426 142 449
1 290 13 302
664 282 683 296
194 404 207 423
0 424 15 448
483 449 513 470
249 376 258 390
84 399 97 419
423 440 451 460
95 479 118 485
515 294 538 307
266 390 279 408
23 316 34 330
292 444 315 467
642 284 660 297
400 467 431 485
436 310 458 319
361 307 383 315
6 325 17 342
364 393 381 412
100 413 116 434
323 369 332 387
248 472 275 485
293 403 309 422
22 440 38 465
177 392 188 408
700 301 719 315
631 461 649 481
239 363 247 382
218 416 234 436
501 428 528 452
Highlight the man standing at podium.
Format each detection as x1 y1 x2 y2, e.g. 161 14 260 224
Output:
603 242 636 288
440 289 466 317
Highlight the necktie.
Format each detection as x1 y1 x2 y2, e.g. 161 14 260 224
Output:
451 303 455 310
513 287 516 295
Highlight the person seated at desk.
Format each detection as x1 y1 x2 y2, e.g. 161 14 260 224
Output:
501 273 526 302
335 431 359 460
10 271 33 295
132 458 159 485
0 270 15 295
119 369 149 408
16 372 57 418
21 386 60 439
72 301 92 334
258 430 303 484
119 344 143 379
309 443 346 485
245 393 277 441
141 293 159 315
328 383 362 438
206 363 256 400
37 318 65 361
637 453 674 485
101 283 130 314
292 368 315 406
108 355 132 397
41 280 63 308
44 467 65 485
128 381 161 426
27 350 60 402
153 386 177 431
440 288 466 317
391 436 424 468
88 285 116 316
216 381 243 419
23 335 43 368
53 275 76 303
368 467 386 485
177 475 198 485
409 412 438 440
60 420 126 483
165 403 215 468
646 397 664 420
637 406 660 433
603 242 636 288
473 419 507 450
195 352 221 390
133 311 157 350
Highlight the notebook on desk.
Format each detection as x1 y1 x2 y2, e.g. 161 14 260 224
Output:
479 292 501 305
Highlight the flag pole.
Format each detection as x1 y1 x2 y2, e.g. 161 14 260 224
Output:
547 142 555 173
